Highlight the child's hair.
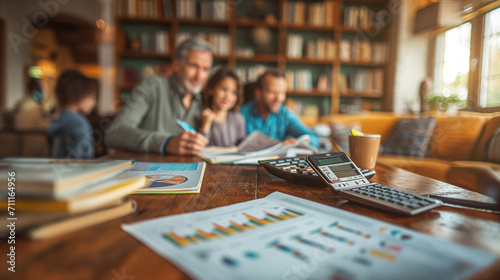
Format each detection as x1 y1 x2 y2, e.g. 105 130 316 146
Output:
203 68 242 112
55 70 97 107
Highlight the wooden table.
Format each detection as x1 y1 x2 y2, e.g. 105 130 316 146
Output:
2 151 500 280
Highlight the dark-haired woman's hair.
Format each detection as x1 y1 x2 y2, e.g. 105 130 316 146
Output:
203 68 242 112
55 70 97 107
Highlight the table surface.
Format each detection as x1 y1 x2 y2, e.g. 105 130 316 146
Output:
1 151 500 280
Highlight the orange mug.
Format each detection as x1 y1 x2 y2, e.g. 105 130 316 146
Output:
348 134 381 170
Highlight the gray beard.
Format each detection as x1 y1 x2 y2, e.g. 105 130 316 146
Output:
182 79 203 95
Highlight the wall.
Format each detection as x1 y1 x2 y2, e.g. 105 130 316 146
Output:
0 0 99 110
392 0 433 113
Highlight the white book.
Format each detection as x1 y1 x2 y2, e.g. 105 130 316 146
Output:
340 40 351 61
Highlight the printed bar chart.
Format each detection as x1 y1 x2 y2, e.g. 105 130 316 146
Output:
164 209 303 247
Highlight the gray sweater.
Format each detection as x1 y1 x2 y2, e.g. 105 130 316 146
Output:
105 75 203 154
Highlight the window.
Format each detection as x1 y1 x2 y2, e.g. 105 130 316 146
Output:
433 23 471 104
481 7 500 108
432 3 500 112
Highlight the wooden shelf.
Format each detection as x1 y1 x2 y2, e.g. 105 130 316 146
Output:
236 20 280 28
343 0 387 5
341 26 381 33
286 58 335 64
120 51 171 59
340 90 383 98
288 90 332 97
114 0 394 117
340 61 386 67
177 19 230 27
117 17 172 24
285 24 335 31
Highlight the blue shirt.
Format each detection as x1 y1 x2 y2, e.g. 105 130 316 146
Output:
240 99 319 148
48 110 94 159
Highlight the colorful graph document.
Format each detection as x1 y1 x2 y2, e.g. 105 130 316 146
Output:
122 192 496 280
125 162 206 194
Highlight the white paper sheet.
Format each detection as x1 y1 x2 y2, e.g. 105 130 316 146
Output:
122 192 496 280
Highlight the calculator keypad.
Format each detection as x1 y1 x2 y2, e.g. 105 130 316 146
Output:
270 158 318 176
344 184 441 215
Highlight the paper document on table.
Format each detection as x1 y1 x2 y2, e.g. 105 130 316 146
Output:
122 192 496 280
197 132 317 164
236 131 280 152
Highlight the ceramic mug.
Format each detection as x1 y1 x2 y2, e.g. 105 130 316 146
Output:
348 134 381 170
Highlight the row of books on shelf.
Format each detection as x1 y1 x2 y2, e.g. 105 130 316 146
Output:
340 40 387 63
339 69 384 96
285 70 312 92
176 32 230 56
285 71 332 92
177 0 230 20
285 99 331 121
287 35 336 60
115 0 172 19
343 5 377 29
283 1 335 26
235 65 267 84
118 65 382 96
119 30 170 54
0 158 205 239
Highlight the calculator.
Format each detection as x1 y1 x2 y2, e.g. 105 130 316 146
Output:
306 152 442 215
259 157 376 187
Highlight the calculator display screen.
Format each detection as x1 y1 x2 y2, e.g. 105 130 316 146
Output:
309 153 369 190
329 164 353 172
318 157 345 165
336 170 360 178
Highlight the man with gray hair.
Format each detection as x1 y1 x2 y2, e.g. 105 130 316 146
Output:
106 37 213 155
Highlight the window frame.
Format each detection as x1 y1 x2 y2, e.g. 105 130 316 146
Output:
431 5 500 113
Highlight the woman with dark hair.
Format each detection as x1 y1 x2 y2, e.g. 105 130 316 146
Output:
199 68 246 147
48 70 97 158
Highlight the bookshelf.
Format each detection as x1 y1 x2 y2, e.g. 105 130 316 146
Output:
114 0 395 123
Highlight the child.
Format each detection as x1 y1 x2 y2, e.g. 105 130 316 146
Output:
200 68 246 147
48 70 97 158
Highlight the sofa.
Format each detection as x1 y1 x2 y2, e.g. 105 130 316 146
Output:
326 111 500 194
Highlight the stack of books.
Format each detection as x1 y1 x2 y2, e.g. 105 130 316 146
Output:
0 158 147 240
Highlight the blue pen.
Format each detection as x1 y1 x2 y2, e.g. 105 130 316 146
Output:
175 118 197 133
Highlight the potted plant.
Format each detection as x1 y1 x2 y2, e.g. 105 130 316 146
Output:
426 94 465 114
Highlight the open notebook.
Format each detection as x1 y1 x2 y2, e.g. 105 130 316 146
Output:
197 132 318 164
